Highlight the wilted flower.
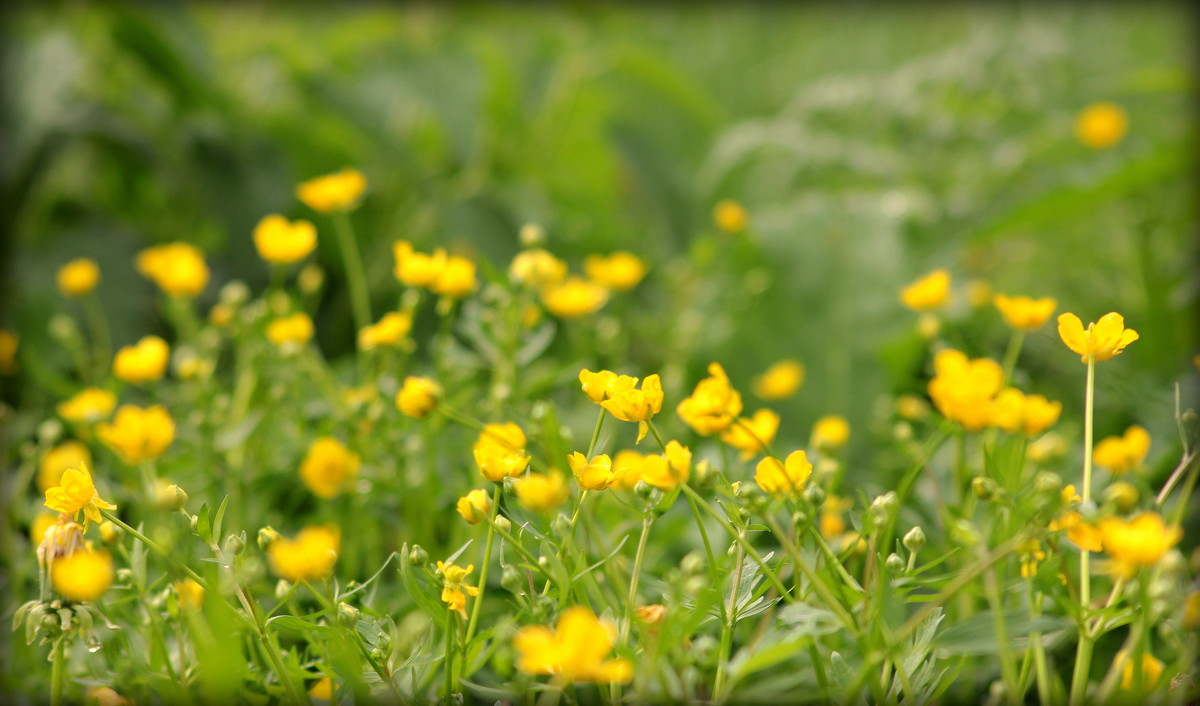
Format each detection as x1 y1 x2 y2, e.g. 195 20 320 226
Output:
752 359 804 400
474 423 531 481
253 214 317 264
1099 512 1181 578
267 525 340 582
1093 425 1150 475
640 441 691 490
1057 312 1138 363
359 310 414 350
57 258 100 297
44 462 117 526
515 471 569 513
396 376 442 419
456 489 492 524
541 277 608 318
713 199 748 235
583 252 647 291
1075 102 1128 150
514 606 633 683
51 547 114 602
136 242 210 298
755 451 812 498
993 294 1057 330
436 561 480 618
97 405 175 465
720 409 779 460
113 336 170 384
296 168 366 212
299 437 360 499
677 363 743 435
899 269 950 311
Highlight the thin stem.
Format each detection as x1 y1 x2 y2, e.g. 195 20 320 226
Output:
444 613 456 700
81 291 111 383
585 408 606 458
332 210 372 336
622 511 654 641
50 636 67 706
465 484 502 646
713 541 745 702
1070 357 1096 706
999 329 1026 387
762 515 857 633
983 565 1020 705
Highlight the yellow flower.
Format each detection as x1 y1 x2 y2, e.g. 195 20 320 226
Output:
677 362 743 435
253 214 317 264
57 258 100 297
1098 512 1181 578
0 329 16 374
473 423 531 481
1075 102 1128 150
720 409 779 461
113 336 169 384
927 350 1004 431
812 415 850 451
514 606 633 684
601 374 664 443
579 369 637 404
136 242 209 298
1061 484 1082 506
1185 590 1200 630
436 561 480 618
299 437 360 499
97 404 175 465
1016 538 1046 578
895 394 929 421
31 513 58 546
754 450 812 497
308 677 333 701
1093 425 1151 476
39 440 92 493
267 525 340 582
541 277 609 318
359 310 414 350
640 441 691 490
51 547 113 602
1049 511 1103 553
515 471 570 513
1019 394 1062 436
266 313 314 349
1116 650 1163 691
713 199 748 235
899 269 950 311
44 462 117 525
393 241 447 288
58 387 117 424
86 686 131 706
1057 312 1138 363
296 168 367 213
752 359 804 400
98 521 120 544
820 496 853 539
568 452 617 491
511 249 568 288
987 388 1026 433
430 255 477 299
456 489 492 524
583 252 647 291
610 450 647 490
635 604 666 625
1027 433 1067 464
396 376 442 419
993 294 1057 330
1104 481 1139 512
174 578 205 610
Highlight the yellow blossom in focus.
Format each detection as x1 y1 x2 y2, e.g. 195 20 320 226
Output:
473 423 531 481
1075 102 1128 150
713 199 748 235
541 277 608 318
299 437 360 499
928 350 1004 431
113 336 169 384
677 362 743 435
812 415 850 451
1099 512 1181 578
39 440 92 493
393 241 447 288
511 249 568 288
136 242 209 298
431 255 477 299
1049 511 1103 552
1116 650 1163 691
579 369 637 404
308 677 333 701
611 450 647 490
437 560 480 618
57 258 100 297
755 450 812 498
993 294 1057 330
0 329 16 375
97 405 175 465
1057 312 1138 363
58 387 117 424
51 547 113 602
396 376 442 419
568 452 617 491
359 310 414 350
899 269 950 311
296 168 366 212
266 313 314 349
752 359 804 400
640 441 691 490
1093 425 1151 476
583 252 647 291
721 409 779 461
174 578 205 609
267 525 340 582
515 471 569 514
86 686 131 706
44 462 117 526
456 489 492 524
601 374 664 443
514 605 633 684
253 214 317 264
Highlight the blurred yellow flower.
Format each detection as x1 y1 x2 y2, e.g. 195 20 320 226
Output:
611 450 647 490
266 313 314 349
393 241 447 288
1104 481 1139 512
474 423 531 481
86 686 131 706
579 369 637 404
39 440 92 493
51 547 113 602
1099 512 1181 578
541 277 608 318
569 452 617 490
44 462 117 525
752 359 804 400
253 214 317 264
993 294 1056 330
174 578 205 610
899 269 950 311
431 255 478 299
58 387 117 424
1018 394 1062 436
1016 539 1046 579
988 389 1062 436
812 415 850 451
299 437 360 499
308 677 333 701
928 350 1003 431
895 394 929 421
113 335 169 384
359 310 414 350
296 168 366 213
1075 102 1128 150
755 450 812 498
31 513 58 546
721 409 779 461
96 404 175 465
515 471 569 513
601 374 664 443
820 496 853 538
1116 650 1163 691
57 258 100 297
136 242 209 298
1049 511 1102 552
640 441 691 490
966 279 992 309
1185 590 1200 630
713 199 748 235
0 329 16 375
1057 312 1138 363
511 249 568 288
584 252 647 291
267 525 340 582
514 605 633 684
1093 425 1150 476
436 560 480 618
677 362 743 435
456 489 492 524
396 376 442 419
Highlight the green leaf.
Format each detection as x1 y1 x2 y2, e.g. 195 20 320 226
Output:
211 495 230 546
194 503 212 546
777 602 841 637
265 615 333 638
933 611 1072 656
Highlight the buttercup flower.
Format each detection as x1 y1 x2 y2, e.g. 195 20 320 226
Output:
1057 312 1138 363
113 336 169 384
308 677 333 701
96 404 175 465
755 450 813 498
541 277 608 318
639 441 691 490
1018 394 1062 436
396 376 442 419
266 313 314 349
601 374 664 443
57 258 100 297
299 437 360 499
514 606 633 684
473 423 531 481
720 409 779 460
677 363 743 435
267 525 340 582
928 350 1004 431
136 242 210 298
86 686 131 706
393 241 447 288
899 269 950 311
456 489 492 524
579 369 637 404
253 214 317 264
752 359 804 400
1098 512 1181 578
51 547 113 602
713 199 748 235
296 168 367 212
568 452 617 491
511 249 568 288
1093 425 1150 475
436 561 480 618
812 415 850 451
430 255 477 298
820 496 853 539
1016 539 1046 579
610 450 647 490
993 294 1056 330
58 387 117 424
1116 650 1163 691
39 440 92 493
1049 511 1103 552
1075 102 1128 150
44 462 117 525
515 471 569 514
583 252 647 291
174 578 205 610
359 310 414 350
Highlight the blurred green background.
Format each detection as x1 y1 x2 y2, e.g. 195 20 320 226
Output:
2 2 1197 465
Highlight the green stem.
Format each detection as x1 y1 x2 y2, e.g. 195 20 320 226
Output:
762 515 857 633
464 484 502 646
50 636 67 706
585 408 606 458
621 511 654 641
81 291 111 383
999 329 1026 387
444 613 456 699
983 565 1020 705
332 210 372 336
1069 357 1096 706
713 541 745 702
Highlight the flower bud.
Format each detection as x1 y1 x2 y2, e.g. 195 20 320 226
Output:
337 602 361 628
219 280 251 305
408 545 428 566
155 483 189 511
885 553 905 575
680 551 705 576
537 556 551 571
494 516 512 533
791 510 810 527
48 314 81 344
551 513 572 537
117 568 134 583
1033 471 1063 496
257 527 280 550
950 518 981 547
972 476 998 501
223 532 245 556
37 419 64 446
1182 409 1198 428
519 223 545 248
1103 481 1138 512
634 481 655 501
893 422 913 442
693 460 713 486
501 565 524 594
902 526 926 554
275 580 292 599
867 491 898 530
297 265 324 295
802 484 826 506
